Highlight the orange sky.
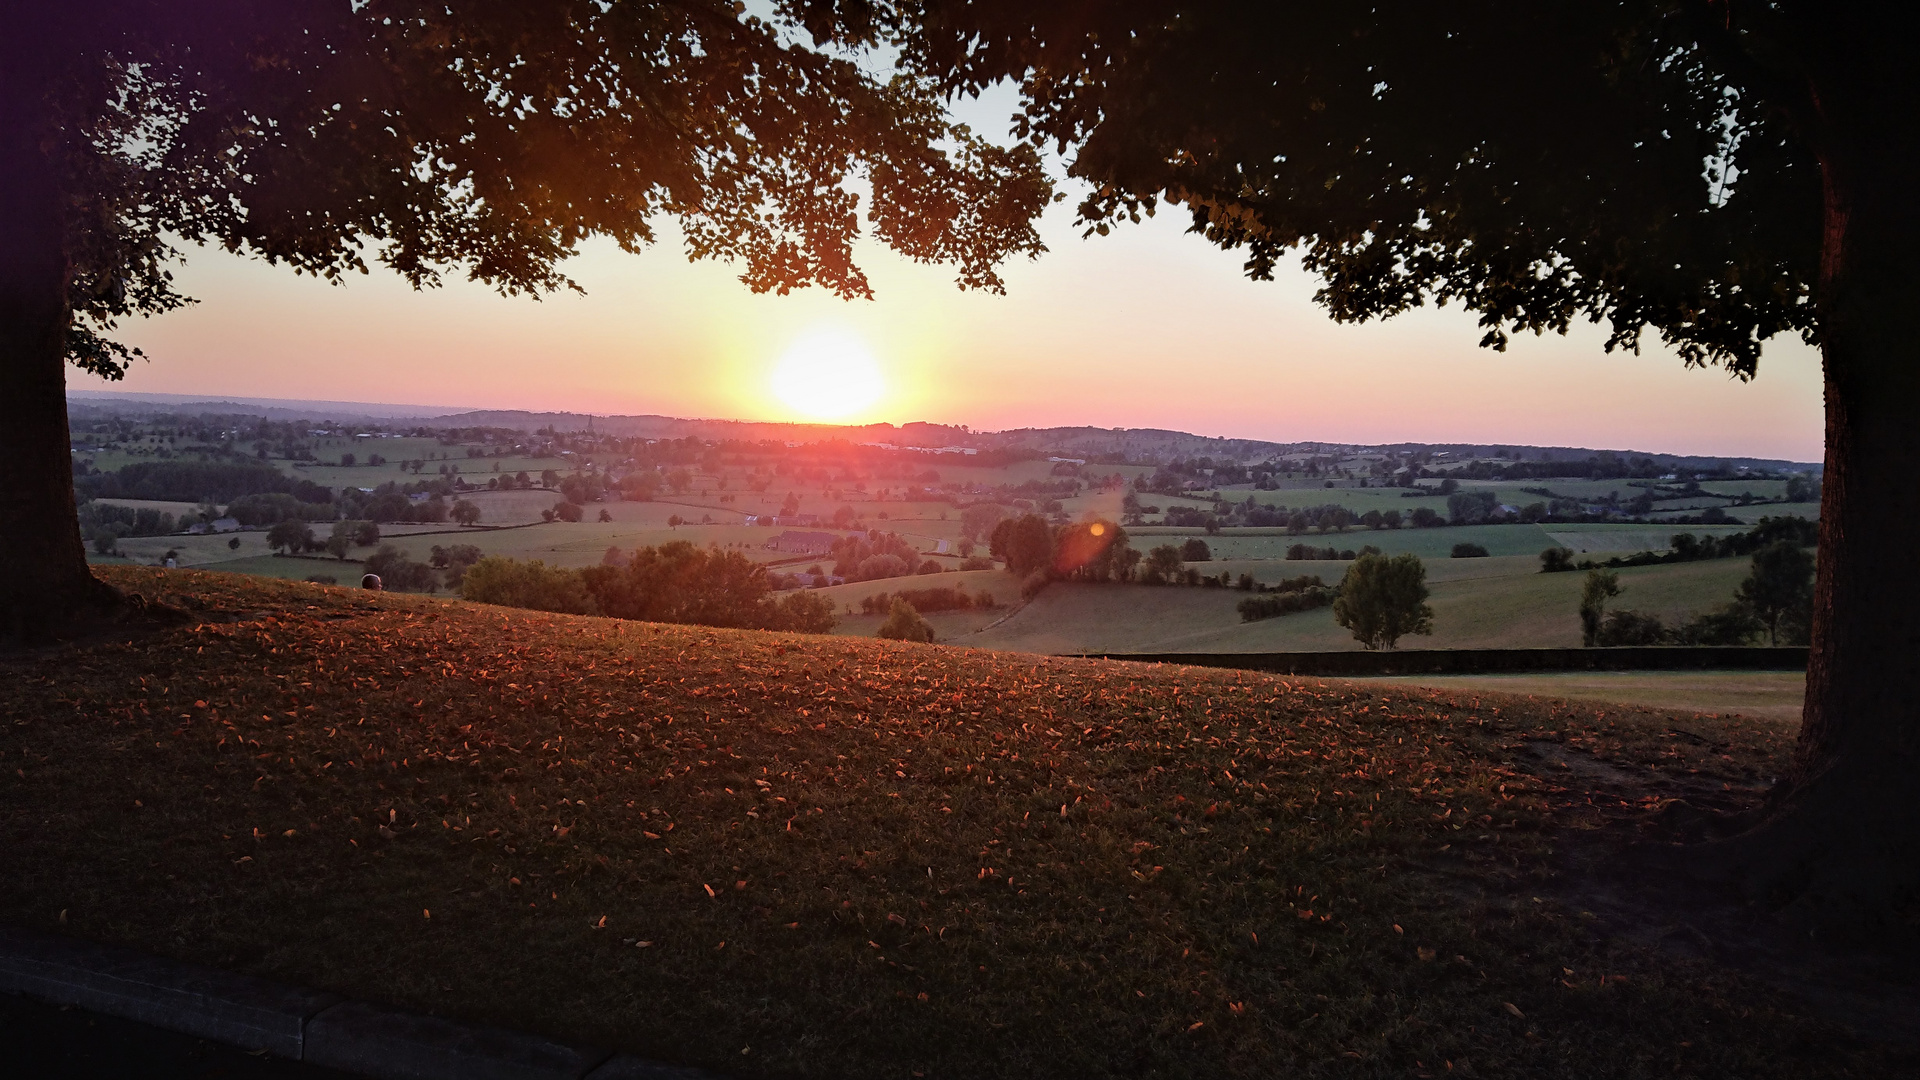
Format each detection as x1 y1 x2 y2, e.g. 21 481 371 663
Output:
102 182 1827 462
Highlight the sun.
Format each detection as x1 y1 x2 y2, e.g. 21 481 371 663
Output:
769 329 886 421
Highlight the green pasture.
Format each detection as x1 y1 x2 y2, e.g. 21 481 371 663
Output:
963 551 1754 656
1361 670 1806 724
1128 522 1563 560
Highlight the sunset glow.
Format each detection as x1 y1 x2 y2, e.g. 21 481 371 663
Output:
768 328 886 421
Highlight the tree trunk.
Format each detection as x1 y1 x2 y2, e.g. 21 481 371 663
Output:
0 57 120 637
1705 30 1920 938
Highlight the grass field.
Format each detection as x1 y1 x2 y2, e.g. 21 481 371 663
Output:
0 568 1892 1080
962 554 1752 656
1362 672 1806 724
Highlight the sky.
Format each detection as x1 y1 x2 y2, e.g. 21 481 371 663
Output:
97 99 1828 464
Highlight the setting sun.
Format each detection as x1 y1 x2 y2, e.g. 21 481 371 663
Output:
768 328 886 421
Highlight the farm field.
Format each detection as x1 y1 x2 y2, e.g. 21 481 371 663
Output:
962 555 1753 655
1131 522 1564 559
1361 671 1807 724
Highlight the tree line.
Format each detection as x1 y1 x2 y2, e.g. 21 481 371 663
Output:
459 542 837 634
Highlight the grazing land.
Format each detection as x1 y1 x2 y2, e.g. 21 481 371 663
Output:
0 570 1893 1079
1363 671 1808 724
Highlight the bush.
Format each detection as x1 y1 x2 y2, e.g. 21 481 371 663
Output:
1020 570 1051 600
876 598 936 642
1237 587 1334 622
917 559 943 575
1180 538 1212 561
959 556 996 571
1540 547 1576 572
553 500 584 523
1450 543 1490 558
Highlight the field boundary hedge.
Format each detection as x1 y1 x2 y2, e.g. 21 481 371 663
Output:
1072 646 1808 677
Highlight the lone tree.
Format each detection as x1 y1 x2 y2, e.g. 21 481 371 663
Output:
1 2 1047 632
894 0 1917 930
1737 539 1817 645
1332 552 1433 650
1580 569 1623 648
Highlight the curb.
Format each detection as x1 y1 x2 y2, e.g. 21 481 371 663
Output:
0 927 722 1080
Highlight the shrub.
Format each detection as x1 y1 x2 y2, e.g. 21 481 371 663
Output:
1020 570 1050 600
876 598 935 642
1540 547 1576 572
1237 587 1335 622
1180 538 1212 561
1451 543 1491 558
553 500 584 523
959 556 995 571
917 559 943 575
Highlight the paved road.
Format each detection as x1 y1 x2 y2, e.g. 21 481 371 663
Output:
0 992 361 1079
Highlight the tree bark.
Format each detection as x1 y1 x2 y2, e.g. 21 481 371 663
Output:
0 53 120 636
1704 23 1920 937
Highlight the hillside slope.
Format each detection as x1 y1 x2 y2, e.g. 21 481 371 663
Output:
0 570 1882 1079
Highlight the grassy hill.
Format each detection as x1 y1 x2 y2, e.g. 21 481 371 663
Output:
0 569 1885 1079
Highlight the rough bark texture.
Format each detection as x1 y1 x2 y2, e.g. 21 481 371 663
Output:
0 50 120 636
1706 19 1920 937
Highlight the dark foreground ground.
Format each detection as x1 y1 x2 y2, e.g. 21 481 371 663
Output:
0 992 358 1079
1 568 1913 1079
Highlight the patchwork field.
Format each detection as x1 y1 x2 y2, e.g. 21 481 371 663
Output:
0 569 1889 1080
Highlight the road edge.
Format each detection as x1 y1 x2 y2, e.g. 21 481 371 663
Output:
0 926 722 1080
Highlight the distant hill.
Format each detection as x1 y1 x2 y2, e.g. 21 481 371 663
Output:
66 390 473 422
66 390 1818 471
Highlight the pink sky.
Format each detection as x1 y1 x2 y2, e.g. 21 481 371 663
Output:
102 193 1827 463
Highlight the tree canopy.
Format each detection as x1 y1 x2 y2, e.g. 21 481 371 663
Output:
887 1 1819 374
26 1 1052 377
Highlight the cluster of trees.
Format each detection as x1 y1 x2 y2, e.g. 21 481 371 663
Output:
1579 537 1816 648
76 501 178 545
859 585 997 616
461 542 837 634
1451 544 1491 558
72 460 323 504
830 530 939 581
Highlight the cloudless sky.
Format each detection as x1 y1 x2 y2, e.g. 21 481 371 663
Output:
98 86 1827 463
